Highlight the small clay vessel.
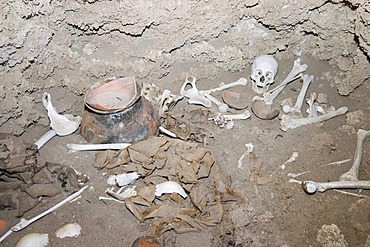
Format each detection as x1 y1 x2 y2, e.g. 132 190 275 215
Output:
131 236 163 247
81 77 160 144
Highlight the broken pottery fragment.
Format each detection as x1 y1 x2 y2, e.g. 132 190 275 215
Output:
131 236 163 247
222 90 249 110
81 76 160 144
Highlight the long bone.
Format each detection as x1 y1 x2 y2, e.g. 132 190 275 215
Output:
204 92 229 113
67 143 131 152
202 78 248 94
280 106 348 131
282 75 314 114
302 129 370 194
35 92 81 149
208 110 251 129
339 129 370 181
254 58 308 105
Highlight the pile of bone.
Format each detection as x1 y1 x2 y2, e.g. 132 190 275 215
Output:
249 55 348 129
95 136 240 234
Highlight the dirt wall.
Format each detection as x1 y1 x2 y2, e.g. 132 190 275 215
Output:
0 0 369 135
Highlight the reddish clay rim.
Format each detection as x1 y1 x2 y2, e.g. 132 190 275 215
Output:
84 76 141 114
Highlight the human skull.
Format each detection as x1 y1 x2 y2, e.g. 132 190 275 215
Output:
251 55 278 94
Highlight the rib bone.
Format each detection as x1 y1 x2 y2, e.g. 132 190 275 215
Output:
280 107 348 131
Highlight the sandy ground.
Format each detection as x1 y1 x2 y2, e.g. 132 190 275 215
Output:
1 55 370 247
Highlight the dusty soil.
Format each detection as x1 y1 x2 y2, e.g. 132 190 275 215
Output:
1 55 369 247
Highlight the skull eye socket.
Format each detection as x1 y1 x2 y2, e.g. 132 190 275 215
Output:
256 69 263 76
266 72 274 80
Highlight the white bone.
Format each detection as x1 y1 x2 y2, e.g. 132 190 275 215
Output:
0 186 88 243
159 126 177 138
35 92 81 149
339 129 370 181
306 92 318 117
155 181 187 198
283 75 314 114
302 180 370 194
105 186 137 201
223 110 251 120
159 89 183 116
203 78 248 94
67 143 131 152
180 76 212 107
208 110 251 129
254 58 308 105
302 129 370 194
280 107 348 131
204 92 229 113
107 172 139 187
251 55 279 94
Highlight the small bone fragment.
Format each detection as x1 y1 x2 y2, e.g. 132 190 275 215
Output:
320 159 351 167
203 78 248 94
0 186 88 243
15 233 49 247
280 107 348 131
107 172 140 187
105 186 137 201
35 92 81 149
339 129 370 181
280 152 299 169
180 76 212 107
155 181 187 198
306 92 318 117
237 143 254 169
67 143 131 152
204 93 229 113
283 75 314 114
159 89 183 116
55 223 81 238
287 171 311 178
159 126 177 138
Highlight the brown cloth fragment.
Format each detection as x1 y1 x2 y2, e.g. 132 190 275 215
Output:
98 136 242 235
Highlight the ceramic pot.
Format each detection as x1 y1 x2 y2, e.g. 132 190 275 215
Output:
81 77 160 143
